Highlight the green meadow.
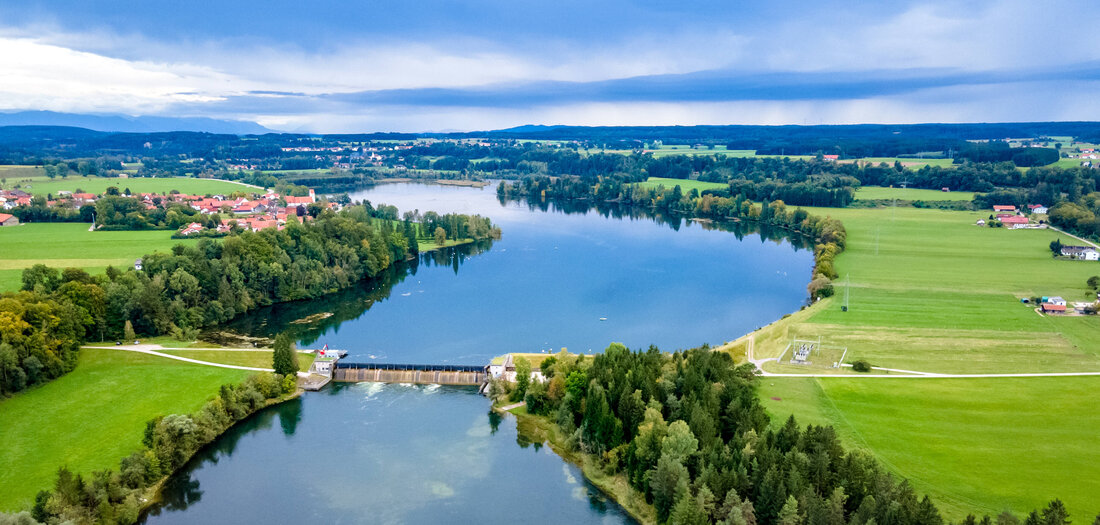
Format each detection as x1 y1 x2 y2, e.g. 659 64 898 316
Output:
158 349 315 372
0 223 196 291
4 176 258 197
757 206 1100 374
0 348 249 510
637 177 727 193
855 185 975 201
746 202 1100 520
758 376 1100 521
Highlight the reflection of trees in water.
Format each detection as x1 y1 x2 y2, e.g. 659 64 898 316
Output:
140 403 289 520
279 397 303 436
203 239 496 346
487 410 502 435
498 195 811 251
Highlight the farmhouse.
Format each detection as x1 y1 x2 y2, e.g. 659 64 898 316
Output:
1045 296 1067 306
822 155 839 161
0 213 18 226
1060 246 1099 260
1041 303 1067 314
1028 204 1049 214
999 215 1030 228
993 205 1017 212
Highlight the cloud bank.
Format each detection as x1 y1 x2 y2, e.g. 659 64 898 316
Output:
0 0 1096 132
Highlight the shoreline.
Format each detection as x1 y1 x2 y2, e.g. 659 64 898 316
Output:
136 388 303 519
495 404 657 525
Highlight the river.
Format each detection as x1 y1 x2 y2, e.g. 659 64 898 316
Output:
144 181 814 524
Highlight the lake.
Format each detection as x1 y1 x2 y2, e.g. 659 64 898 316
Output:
146 181 813 523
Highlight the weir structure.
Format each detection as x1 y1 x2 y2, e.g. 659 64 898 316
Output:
333 362 489 387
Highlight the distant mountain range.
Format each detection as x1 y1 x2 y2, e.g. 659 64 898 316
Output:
0 111 275 134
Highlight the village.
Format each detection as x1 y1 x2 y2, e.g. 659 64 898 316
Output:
0 185 339 235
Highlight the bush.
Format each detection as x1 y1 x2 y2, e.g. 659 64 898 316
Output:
851 360 873 372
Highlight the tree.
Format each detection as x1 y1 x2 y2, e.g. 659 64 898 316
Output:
670 491 710 525
650 454 689 523
1041 500 1070 525
661 420 698 461
510 356 531 402
1087 276 1100 290
777 495 801 525
272 333 299 377
1050 238 1063 256
434 226 447 247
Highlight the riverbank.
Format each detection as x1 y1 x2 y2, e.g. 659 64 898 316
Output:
14 366 304 521
496 403 657 525
137 388 303 517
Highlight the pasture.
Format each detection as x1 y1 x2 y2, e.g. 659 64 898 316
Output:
637 177 727 193
744 203 1100 521
855 185 975 201
758 376 1100 521
754 206 1100 374
158 349 315 372
0 348 249 510
3 175 258 196
0 223 195 291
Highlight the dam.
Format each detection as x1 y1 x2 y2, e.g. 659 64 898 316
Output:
332 362 489 386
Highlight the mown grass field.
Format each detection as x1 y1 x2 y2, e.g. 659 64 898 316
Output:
637 177 727 193
0 348 249 511
0 223 196 291
756 206 1100 374
6 176 257 197
0 165 45 179
158 349 315 372
758 376 1100 521
855 186 975 201
744 203 1100 520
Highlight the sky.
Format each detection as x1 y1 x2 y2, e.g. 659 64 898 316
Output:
0 0 1098 132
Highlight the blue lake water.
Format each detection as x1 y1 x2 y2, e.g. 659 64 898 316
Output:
146 181 813 523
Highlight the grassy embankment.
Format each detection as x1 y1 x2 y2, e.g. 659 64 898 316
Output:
0 223 198 292
0 348 251 510
724 205 1100 520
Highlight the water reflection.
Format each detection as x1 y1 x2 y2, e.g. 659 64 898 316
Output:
497 192 812 249
141 384 635 524
203 238 496 347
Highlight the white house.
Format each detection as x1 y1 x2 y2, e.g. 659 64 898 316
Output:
1061 246 1100 260
1047 296 1067 307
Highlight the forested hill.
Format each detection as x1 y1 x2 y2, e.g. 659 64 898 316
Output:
3 121 1100 158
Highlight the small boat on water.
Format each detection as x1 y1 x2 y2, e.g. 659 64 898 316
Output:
599 317 608 321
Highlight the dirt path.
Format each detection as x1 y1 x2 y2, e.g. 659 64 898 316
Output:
498 401 527 411
84 345 311 378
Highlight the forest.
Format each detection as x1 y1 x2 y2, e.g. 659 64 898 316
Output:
492 344 1090 525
